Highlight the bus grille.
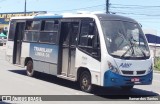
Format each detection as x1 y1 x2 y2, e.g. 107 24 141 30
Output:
122 71 133 75
122 70 146 75
137 70 146 75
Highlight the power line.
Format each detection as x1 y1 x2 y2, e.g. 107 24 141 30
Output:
110 8 160 15
110 3 160 17
45 3 160 17
112 4 160 8
111 6 160 9
111 11 160 16
48 4 105 12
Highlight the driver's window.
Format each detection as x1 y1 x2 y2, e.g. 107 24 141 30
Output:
78 19 101 60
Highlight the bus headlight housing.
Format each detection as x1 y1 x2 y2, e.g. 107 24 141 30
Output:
148 65 153 73
108 61 119 74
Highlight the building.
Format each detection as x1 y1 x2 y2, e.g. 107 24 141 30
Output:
143 29 160 58
0 11 46 29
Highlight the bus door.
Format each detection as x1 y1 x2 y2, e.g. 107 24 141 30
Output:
13 22 25 65
60 22 79 77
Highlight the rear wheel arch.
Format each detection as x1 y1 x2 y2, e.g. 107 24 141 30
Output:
24 57 32 66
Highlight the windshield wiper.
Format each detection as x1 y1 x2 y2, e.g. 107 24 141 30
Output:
136 45 147 58
121 44 134 58
131 38 147 58
121 38 147 58
120 39 135 58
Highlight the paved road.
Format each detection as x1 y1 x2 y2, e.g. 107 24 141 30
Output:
0 46 159 104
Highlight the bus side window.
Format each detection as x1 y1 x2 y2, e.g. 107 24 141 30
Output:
92 28 101 59
79 20 101 60
79 21 95 47
25 21 33 30
23 21 40 42
8 20 16 41
39 20 59 44
70 23 79 46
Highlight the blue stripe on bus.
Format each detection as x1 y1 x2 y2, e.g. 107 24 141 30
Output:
29 43 59 64
103 70 153 87
34 15 63 19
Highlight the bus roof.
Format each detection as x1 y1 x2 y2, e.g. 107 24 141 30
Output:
96 14 137 23
10 13 137 23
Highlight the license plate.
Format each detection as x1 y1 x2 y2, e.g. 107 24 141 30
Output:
131 78 139 82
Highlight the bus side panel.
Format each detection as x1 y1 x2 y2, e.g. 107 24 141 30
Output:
33 60 50 74
75 49 101 86
6 41 14 63
21 42 30 66
29 43 58 75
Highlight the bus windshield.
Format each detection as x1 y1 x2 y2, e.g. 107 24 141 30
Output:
101 20 150 59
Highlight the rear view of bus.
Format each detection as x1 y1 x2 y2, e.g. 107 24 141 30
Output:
98 14 153 90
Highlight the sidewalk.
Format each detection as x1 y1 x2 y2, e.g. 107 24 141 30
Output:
0 45 6 50
154 70 160 74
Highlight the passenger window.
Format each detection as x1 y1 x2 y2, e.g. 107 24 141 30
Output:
25 21 40 30
23 20 40 42
39 20 59 44
25 21 32 30
70 23 79 46
32 21 41 30
8 20 16 41
23 31 39 42
39 32 57 43
41 20 59 31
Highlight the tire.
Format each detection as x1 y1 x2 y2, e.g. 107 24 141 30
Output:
26 60 34 77
79 71 93 93
121 85 134 91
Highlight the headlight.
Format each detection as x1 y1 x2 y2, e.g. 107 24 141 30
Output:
148 64 153 73
108 61 119 74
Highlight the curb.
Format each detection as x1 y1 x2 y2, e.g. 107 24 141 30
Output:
153 70 160 74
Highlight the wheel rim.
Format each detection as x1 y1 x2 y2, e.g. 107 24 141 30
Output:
27 61 33 74
80 73 91 92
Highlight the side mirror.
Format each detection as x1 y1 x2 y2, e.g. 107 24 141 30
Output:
139 23 142 27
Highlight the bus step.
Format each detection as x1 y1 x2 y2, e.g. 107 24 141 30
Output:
57 75 76 81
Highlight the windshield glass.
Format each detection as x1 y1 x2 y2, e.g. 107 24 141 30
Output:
101 20 150 59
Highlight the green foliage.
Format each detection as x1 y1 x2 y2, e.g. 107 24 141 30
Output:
154 57 160 71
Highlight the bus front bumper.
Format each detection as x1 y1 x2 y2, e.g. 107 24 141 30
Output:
103 70 153 87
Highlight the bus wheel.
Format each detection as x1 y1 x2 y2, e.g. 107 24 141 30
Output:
121 85 134 91
79 71 92 93
26 60 34 77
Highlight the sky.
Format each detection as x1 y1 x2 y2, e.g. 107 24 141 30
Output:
0 0 160 35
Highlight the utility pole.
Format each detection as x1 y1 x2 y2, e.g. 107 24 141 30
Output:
106 0 109 14
24 0 26 16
